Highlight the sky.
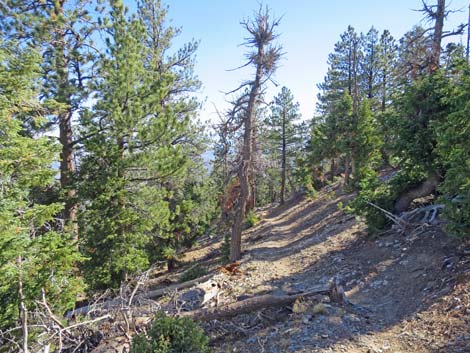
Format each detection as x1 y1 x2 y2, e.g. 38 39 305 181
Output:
149 1 469 123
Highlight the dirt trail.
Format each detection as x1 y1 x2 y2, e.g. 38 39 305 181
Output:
181 185 469 353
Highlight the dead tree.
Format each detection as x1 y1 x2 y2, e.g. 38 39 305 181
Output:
228 7 282 261
426 0 446 72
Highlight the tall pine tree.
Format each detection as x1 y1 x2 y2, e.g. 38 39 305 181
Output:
0 40 82 335
266 87 301 204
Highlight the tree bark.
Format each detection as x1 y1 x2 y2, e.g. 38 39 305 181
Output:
280 108 287 204
351 157 356 184
330 158 336 181
59 110 78 240
394 172 441 213
429 0 445 72
17 257 28 353
344 154 351 185
67 274 215 317
467 2 470 61
230 47 263 262
54 0 78 241
179 285 330 321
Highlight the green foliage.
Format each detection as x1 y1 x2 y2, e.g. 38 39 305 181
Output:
245 210 260 228
351 99 382 187
437 60 470 237
0 41 83 328
180 264 208 282
350 168 428 234
264 86 302 203
391 71 450 172
131 313 211 353
78 1 216 289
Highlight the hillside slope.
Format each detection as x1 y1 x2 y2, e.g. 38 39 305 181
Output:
183 185 469 353
91 184 470 353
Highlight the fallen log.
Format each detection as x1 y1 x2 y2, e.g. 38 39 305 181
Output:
67 273 214 317
179 284 333 322
142 274 214 300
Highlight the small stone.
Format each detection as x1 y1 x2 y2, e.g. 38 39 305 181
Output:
302 314 312 324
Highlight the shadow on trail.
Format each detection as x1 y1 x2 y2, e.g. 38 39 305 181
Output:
245 191 355 263
236 189 467 353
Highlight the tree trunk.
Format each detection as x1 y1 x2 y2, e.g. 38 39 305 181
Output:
59 110 78 240
230 9 280 261
179 285 330 322
167 258 176 272
429 0 445 72
17 257 28 353
351 156 357 183
269 181 275 203
381 69 387 112
330 158 336 181
394 172 441 213
55 1 78 241
467 2 470 61
230 53 262 261
280 108 287 204
344 154 351 185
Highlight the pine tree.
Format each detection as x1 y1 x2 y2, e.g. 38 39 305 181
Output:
0 41 83 336
78 0 201 287
266 87 301 204
378 30 398 112
1 0 100 240
360 27 380 109
352 99 382 185
437 54 470 237
315 26 362 185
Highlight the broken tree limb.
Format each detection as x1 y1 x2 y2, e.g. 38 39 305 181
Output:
366 201 408 229
68 273 214 317
141 273 214 300
367 201 444 235
178 284 332 322
401 204 444 224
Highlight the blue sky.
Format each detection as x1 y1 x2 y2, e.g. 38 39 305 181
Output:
145 1 469 122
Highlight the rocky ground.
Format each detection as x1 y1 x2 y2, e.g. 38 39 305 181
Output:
179 185 470 353
90 184 470 353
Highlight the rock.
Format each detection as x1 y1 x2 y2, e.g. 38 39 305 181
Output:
442 257 453 269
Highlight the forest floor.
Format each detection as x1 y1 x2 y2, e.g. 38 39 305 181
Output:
180 184 470 353
91 183 470 353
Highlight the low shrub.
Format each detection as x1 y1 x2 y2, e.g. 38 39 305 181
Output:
131 312 211 353
245 210 260 228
